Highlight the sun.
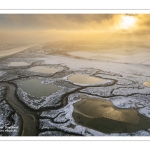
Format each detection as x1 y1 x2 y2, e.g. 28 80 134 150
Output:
119 15 137 29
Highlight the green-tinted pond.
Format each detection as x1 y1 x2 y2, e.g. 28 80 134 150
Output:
73 98 150 133
68 74 106 85
18 78 61 98
28 66 60 74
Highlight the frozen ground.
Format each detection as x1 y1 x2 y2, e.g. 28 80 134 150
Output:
0 44 36 58
17 78 79 110
0 86 21 136
0 71 5 76
39 93 150 136
68 48 150 65
0 45 150 136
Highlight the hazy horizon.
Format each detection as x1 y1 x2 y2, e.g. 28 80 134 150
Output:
1 14 150 44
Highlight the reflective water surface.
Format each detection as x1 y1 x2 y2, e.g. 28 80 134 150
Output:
28 66 60 74
68 74 106 85
143 81 150 87
10 62 30 66
73 98 150 133
18 78 60 97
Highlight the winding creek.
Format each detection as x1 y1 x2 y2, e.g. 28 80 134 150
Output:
1 73 150 136
0 81 86 136
0 75 111 136
0 82 39 136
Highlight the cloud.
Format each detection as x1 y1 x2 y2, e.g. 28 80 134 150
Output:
1 14 150 43
0 14 114 30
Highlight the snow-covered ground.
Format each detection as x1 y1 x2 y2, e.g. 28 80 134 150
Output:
41 55 150 77
68 49 150 65
39 93 150 136
38 54 150 135
0 44 36 58
0 86 21 136
1 47 150 136
0 71 5 76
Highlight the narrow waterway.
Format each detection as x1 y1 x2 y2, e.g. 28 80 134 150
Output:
0 82 39 136
0 82 85 136
0 77 118 136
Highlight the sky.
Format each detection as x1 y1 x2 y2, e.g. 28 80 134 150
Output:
0 14 150 44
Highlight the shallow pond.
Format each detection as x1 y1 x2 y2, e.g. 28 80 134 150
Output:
67 74 106 85
18 78 61 98
143 81 150 87
73 98 150 133
28 66 60 74
10 62 30 66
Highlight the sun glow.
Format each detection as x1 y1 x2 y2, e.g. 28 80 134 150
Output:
120 16 137 29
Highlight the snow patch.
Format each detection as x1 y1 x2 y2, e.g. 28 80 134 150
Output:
0 71 6 76
131 130 150 136
139 106 150 118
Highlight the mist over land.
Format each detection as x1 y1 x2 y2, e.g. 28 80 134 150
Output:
1 14 150 136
